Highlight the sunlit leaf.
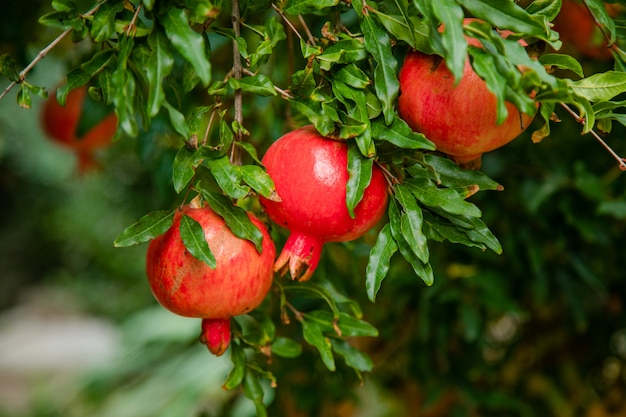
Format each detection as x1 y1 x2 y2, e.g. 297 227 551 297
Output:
180 213 216 267
114 210 175 247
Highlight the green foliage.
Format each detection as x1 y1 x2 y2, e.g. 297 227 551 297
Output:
3 0 626 415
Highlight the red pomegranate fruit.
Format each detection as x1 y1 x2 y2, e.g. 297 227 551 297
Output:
259 126 389 282
41 85 118 173
397 18 537 169
146 203 276 355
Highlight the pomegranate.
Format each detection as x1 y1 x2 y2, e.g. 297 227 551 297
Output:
41 85 118 173
397 18 537 169
146 204 276 355
552 0 619 60
259 125 389 282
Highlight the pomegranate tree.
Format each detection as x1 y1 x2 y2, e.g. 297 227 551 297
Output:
146 203 275 356
41 85 118 173
260 125 389 282
397 19 537 169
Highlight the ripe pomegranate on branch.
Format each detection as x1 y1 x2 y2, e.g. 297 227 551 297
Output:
145 201 275 356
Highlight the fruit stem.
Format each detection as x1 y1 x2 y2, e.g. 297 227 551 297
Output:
200 318 231 356
274 232 324 281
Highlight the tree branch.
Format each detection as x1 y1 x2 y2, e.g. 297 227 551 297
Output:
560 102 626 171
230 0 243 166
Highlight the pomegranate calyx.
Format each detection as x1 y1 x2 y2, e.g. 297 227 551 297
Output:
275 233 323 282
200 318 231 356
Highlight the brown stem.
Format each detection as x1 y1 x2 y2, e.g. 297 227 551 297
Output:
559 102 626 171
0 2 103 101
230 0 243 166
272 3 304 42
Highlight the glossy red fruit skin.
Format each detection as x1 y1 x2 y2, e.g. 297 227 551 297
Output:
146 205 275 354
259 125 389 281
41 86 117 172
397 19 537 168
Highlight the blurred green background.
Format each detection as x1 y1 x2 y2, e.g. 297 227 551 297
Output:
2 2 626 417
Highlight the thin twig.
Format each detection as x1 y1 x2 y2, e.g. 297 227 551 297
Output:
125 3 142 36
559 102 626 171
230 0 243 166
272 3 304 42
0 2 104 101
298 15 316 46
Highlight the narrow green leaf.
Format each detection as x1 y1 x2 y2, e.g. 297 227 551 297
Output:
333 64 370 89
228 74 277 96
271 337 303 358
372 116 435 150
423 154 502 191
91 1 124 42
331 339 373 372
569 71 626 102
366 223 398 302
114 210 175 247
284 0 340 15
243 372 267 417
395 184 429 264
180 214 216 267
199 190 264 252
240 165 280 201
360 14 399 124
161 6 211 86
206 156 250 199
306 310 378 337
539 53 584 78
222 343 246 390
163 100 190 138
172 146 201 193
388 200 434 286
301 319 335 371
146 31 174 117
346 143 373 218
405 178 482 217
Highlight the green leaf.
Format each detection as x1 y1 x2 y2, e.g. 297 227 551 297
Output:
240 165 280 201
405 177 482 217
360 14 399 124
91 1 124 42
222 343 246 390
17 84 31 109
288 99 336 136
162 100 190 138
0 54 20 82
114 210 175 247
317 39 368 68
346 143 374 218
243 372 267 417
206 155 250 199
569 71 626 102
333 64 370 89
199 190 264 252
539 53 584 78
301 319 335 371
423 154 502 191
395 184 429 264
468 45 509 124
172 146 202 193
366 224 398 302
271 337 303 358
161 6 211 86
388 200 434 286
228 74 277 96
284 0 340 15
146 31 174 117
331 339 373 372
456 0 558 43
372 116 435 150
180 213 216 267
307 310 378 337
